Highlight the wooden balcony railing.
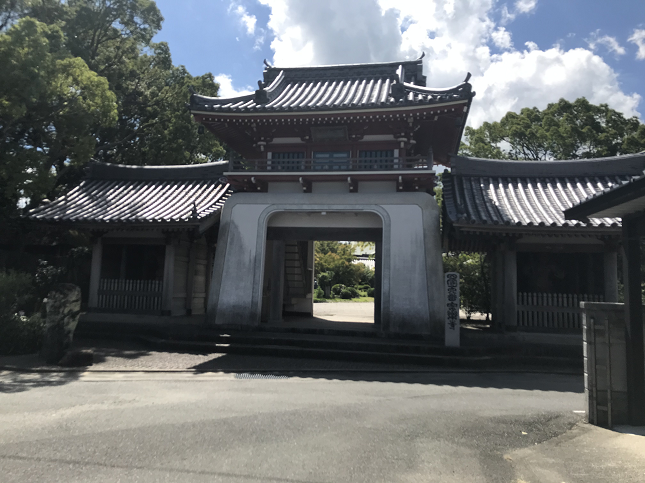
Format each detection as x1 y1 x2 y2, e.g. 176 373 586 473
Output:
228 156 433 172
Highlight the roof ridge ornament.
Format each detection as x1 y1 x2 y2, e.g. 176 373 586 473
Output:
464 72 472 83
263 59 273 68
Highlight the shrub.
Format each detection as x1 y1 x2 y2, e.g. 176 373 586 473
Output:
331 284 346 296
313 298 328 303
0 270 35 315
340 288 354 299
367 287 375 297
346 286 360 298
0 313 44 355
314 287 324 299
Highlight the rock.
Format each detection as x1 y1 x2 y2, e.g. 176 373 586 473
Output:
40 283 81 365
58 349 94 367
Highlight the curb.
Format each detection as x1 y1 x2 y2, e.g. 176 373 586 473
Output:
0 365 583 376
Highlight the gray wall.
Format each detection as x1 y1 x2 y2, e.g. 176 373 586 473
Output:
207 191 444 335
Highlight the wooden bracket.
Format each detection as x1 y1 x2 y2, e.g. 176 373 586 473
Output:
251 176 267 192
299 177 312 193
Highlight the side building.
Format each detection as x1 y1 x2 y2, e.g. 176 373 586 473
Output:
28 161 231 319
442 153 645 331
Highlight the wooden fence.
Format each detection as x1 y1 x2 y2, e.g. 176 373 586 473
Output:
517 292 604 330
97 279 163 312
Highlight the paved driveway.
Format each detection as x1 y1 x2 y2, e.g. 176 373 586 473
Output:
313 302 374 323
2 370 643 482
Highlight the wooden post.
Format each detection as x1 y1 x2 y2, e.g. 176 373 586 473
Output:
603 244 619 302
503 247 518 329
184 236 197 315
269 240 285 324
490 249 505 330
374 240 382 327
621 218 645 425
88 236 103 309
162 235 176 315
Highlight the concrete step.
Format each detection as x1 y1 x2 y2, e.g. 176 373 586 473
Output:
137 335 581 370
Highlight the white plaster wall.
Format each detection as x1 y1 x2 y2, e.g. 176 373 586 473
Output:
268 182 302 194
358 181 396 193
209 203 270 325
311 181 348 194
208 192 444 335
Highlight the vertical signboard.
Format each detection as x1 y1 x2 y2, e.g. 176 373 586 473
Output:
445 272 460 347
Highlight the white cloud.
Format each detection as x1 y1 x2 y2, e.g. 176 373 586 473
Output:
586 30 626 56
514 0 537 14
628 29 645 60
500 0 537 25
214 74 253 98
257 0 641 126
229 3 257 35
491 27 513 50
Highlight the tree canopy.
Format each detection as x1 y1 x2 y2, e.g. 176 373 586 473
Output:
461 97 645 161
314 241 374 289
0 0 225 220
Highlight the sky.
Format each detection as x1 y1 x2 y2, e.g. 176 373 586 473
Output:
152 0 645 128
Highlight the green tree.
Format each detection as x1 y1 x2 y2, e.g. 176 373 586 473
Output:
443 252 491 318
0 0 225 217
314 241 371 288
0 17 117 216
26 0 225 167
461 97 645 160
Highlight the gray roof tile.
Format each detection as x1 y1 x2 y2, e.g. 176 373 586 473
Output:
442 155 645 230
190 58 473 114
27 162 231 225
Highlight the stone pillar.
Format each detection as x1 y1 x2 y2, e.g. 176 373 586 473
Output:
41 284 82 364
603 245 619 303
162 236 176 315
621 219 645 425
269 240 285 324
88 236 102 309
503 248 517 329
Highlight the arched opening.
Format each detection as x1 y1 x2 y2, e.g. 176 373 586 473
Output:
261 211 383 329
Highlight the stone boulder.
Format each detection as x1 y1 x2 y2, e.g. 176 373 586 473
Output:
40 283 81 364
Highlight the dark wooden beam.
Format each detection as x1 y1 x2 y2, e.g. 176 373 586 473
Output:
621 216 645 425
267 227 382 242
299 177 312 193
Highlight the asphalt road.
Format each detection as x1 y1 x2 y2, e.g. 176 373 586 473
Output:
0 370 643 482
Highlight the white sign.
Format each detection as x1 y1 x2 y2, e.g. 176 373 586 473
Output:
445 272 460 347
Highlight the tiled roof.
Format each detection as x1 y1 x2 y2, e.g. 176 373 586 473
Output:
27 161 231 226
189 58 473 114
443 154 645 231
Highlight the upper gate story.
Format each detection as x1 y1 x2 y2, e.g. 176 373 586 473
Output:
189 56 474 193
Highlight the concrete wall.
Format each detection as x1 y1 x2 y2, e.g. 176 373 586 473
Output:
207 191 444 335
581 302 629 427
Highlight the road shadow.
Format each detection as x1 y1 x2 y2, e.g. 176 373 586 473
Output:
189 353 584 393
0 371 82 394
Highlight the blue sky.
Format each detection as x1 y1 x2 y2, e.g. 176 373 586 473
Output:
153 0 645 127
